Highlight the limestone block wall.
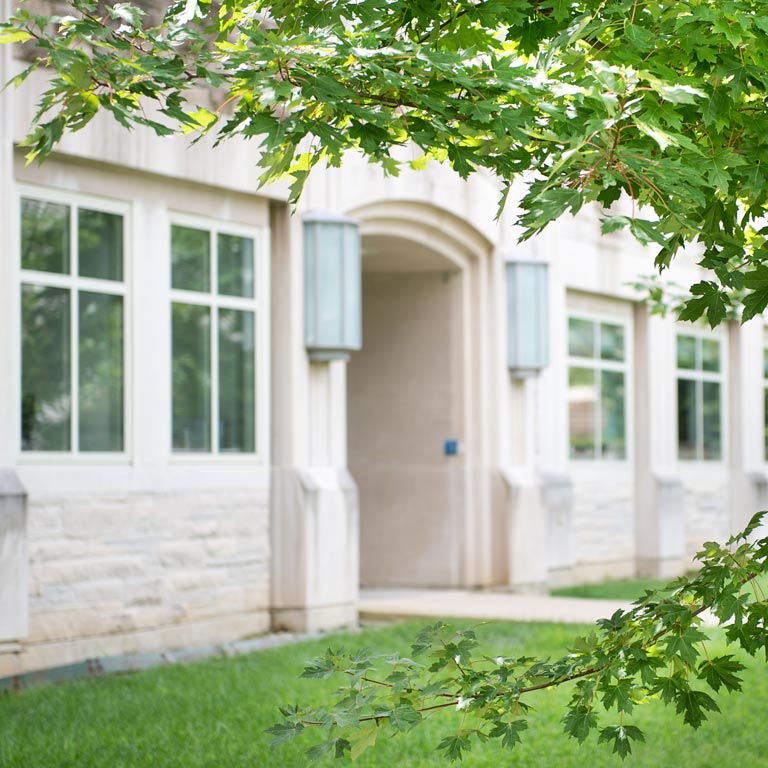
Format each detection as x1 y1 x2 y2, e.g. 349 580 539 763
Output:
569 469 635 582
5 490 270 676
681 472 729 561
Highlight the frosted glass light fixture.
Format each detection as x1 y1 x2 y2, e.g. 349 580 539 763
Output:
304 212 362 361
505 257 550 376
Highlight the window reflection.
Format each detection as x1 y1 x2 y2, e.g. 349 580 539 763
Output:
79 209 123 281
568 317 594 358
21 199 70 274
219 309 255 452
218 234 254 298
171 225 210 292
568 316 627 460
21 285 71 450
79 292 124 451
677 378 697 460
172 303 212 451
676 334 722 461
601 370 625 459
568 366 596 458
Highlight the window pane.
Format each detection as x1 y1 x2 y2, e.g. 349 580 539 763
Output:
171 225 210 292
677 378 697 460
21 198 70 274
78 209 123 281
600 322 625 362
702 381 721 460
218 309 255 452
218 234 254 298
21 285 71 450
676 335 697 369
701 339 720 372
601 370 626 459
172 303 211 451
569 366 595 458
568 317 594 358
79 292 124 451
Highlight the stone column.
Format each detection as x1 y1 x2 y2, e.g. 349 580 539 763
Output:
728 320 767 535
269 203 358 633
502 242 571 591
0 4 28 679
634 305 686 578
0 0 15 467
0 470 28 678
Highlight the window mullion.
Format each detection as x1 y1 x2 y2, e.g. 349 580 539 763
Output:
70 206 79 452
212 305 219 454
595 368 603 459
253 307 259 455
696 379 704 460
19 270 73 289
72 276 126 296
594 322 601 459
211 231 219 454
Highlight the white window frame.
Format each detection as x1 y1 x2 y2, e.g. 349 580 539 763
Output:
567 312 631 462
16 185 132 463
168 212 270 463
675 330 725 462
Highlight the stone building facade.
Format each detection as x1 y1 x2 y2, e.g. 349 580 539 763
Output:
1 18 766 679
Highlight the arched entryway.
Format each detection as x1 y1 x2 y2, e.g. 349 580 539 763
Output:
346 202 503 588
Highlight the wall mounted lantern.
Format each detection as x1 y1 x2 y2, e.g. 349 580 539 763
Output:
304 211 362 361
505 257 550 376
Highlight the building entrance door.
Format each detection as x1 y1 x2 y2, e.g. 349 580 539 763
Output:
347 234 467 587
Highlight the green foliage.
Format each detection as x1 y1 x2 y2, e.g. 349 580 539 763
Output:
4 1 768 321
6 618 768 766
269 513 768 761
551 577 670 601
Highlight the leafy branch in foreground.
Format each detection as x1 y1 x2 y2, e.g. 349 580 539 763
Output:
268 512 768 762
4 1 768 325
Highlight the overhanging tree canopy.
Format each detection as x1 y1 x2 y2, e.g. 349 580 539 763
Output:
3 0 768 323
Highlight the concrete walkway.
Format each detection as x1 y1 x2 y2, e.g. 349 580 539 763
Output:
359 588 633 625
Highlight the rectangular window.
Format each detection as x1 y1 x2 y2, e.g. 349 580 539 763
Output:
20 196 126 453
170 222 258 454
676 333 722 461
567 316 627 460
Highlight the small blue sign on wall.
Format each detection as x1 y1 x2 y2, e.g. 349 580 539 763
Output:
444 439 459 456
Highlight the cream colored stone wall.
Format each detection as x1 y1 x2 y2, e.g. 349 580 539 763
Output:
681 473 730 561
569 473 636 581
3 490 270 676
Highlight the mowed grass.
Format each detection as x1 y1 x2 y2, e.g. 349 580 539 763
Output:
551 578 670 601
2 620 768 768
552 574 768 602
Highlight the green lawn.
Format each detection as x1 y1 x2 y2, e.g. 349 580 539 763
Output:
2 620 767 767
550 578 670 601
551 574 768 602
